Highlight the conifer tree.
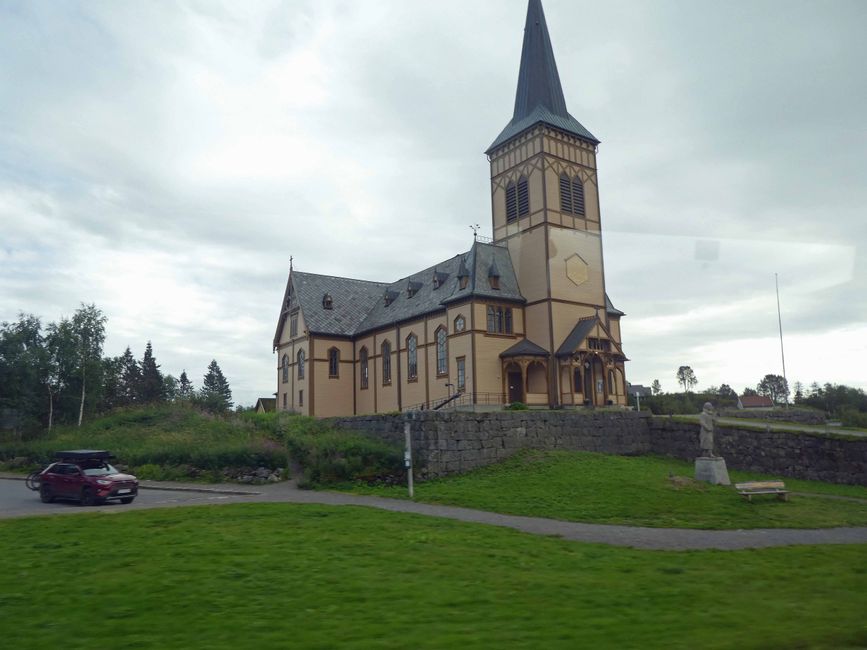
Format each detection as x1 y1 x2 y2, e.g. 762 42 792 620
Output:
119 346 141 406
200 360 232 413
178 370 194 400
139 341 165 403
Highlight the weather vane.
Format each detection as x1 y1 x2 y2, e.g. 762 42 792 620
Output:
469 224 481 241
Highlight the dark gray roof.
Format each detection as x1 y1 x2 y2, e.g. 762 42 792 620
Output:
555 317 598 358
605 293 625 317
291 272 389 337
278 243 526 340
487 0 598 154
500 338 549 358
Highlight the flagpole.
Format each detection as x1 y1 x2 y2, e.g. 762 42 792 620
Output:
776 273 788 405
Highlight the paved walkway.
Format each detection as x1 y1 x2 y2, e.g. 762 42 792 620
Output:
5 473 865 551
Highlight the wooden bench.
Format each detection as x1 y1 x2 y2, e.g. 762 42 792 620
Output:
735 481 789 502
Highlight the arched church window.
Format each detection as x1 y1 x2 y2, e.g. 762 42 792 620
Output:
297 350 305 380
360 347 369 389
281 354 289 383
407 334 418 381
381 341 392 385
328 348 339 378
505 181 518 222
435 327 448 376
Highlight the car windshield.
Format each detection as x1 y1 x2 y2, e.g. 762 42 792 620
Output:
81 463 119 476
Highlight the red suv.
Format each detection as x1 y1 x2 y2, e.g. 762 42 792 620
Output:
39 450 138 506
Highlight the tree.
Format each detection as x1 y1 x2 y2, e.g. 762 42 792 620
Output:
718 384 737 400
793 381 804 404
200 360 233 413
163 374 178 401
742 387 758 397
139 341 165 403
757 374 789 405
70 304 107 426
651 379 662 396
119 346 141 406
101 355 125 412
44 318 77 428
178 370 194 400
676 366 697 392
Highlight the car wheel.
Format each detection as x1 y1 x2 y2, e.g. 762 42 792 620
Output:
40 485 54 503
120 497 135 505
80 487 96 506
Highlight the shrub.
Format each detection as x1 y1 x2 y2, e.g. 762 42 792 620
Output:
506 402 528 411
840 408 867 429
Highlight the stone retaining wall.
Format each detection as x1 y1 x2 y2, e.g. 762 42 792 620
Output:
649 417 867 486
329 411 866 485
329 411 650 479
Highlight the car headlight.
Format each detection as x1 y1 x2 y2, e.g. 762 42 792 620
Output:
96 479 112 486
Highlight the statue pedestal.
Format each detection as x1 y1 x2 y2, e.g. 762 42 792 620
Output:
695 456 731 485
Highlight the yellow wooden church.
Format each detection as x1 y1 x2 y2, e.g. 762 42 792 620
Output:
273 0 628 416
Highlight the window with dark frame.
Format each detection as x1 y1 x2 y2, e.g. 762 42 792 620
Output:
297 350 305 379
360 347 369 389
290 314 298 337
299 389 303 406
328 348 339 378
282 393 287 409
381 341 392 384
486 305 513 335
573 368 583 393
456 357 466 392
435 327 447 376
407 335 418 380
281 354 289 383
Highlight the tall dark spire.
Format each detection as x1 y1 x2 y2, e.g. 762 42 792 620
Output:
487 0 598 154
512 0 567 121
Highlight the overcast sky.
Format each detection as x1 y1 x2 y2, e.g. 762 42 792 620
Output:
2 0 865 406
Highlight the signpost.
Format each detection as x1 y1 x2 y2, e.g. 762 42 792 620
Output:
404 415 414 499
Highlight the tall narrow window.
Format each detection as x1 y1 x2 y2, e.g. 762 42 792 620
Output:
299 389 303 406
435 327 447 376
572 176 585 216
290 314 298 337
328 348 339 378
573 368 583 393
504 308 513 334
486 306 496 333
559 173 573 213
297 350 305 379
282 393 287 409
407 335 418 381
360 347 369 389
505 181 517 222
486 306 514 335
517 176 529 217
381 341 392 385
456 357 466 392
281 354 289 383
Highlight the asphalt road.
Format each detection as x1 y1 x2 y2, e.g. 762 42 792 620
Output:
0 477 262 519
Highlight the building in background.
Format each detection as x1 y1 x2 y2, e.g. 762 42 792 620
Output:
273 0 627 416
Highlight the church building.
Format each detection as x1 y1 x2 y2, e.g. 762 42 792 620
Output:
273 0 628 417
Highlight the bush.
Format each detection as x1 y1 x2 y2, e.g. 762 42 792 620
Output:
840 408 867 429
506 402 528 411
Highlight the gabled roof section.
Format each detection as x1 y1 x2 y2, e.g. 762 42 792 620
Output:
605 293 625 317
291 272 389 337
487 0 599 154
500 338 549 358
556 317 598 358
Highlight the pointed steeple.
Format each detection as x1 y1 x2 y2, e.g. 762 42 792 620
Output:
487 0 598 154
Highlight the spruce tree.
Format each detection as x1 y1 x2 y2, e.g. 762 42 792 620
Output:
178 370 194 400
119 346 141 406
200 360 233 413
139 341 165 403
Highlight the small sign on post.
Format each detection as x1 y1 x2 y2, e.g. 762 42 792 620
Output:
404 415 414 499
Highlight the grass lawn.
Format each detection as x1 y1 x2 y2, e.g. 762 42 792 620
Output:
340 451 867 529
1 503 865 649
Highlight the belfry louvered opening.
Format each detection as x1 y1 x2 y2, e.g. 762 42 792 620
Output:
505 176 530 222
559 173 585 216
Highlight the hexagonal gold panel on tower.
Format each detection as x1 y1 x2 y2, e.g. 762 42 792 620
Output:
565 253 589 287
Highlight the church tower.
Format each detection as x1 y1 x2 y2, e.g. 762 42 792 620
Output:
487 0 627 406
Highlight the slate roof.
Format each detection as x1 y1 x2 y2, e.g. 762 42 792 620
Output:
291 272 389 337
555 317 598 358
487 0 598 154
279 242 525 342
500 338 549 358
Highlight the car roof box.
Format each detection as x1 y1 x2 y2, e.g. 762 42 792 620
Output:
54 450 114 460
